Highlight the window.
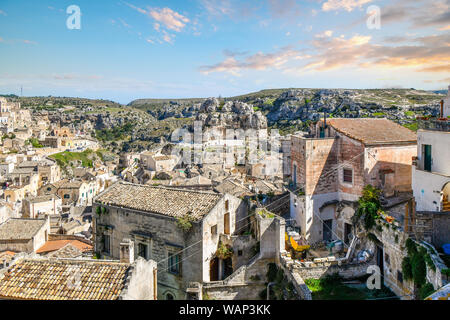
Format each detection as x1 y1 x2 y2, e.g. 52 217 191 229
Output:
168 252 181 275
238 250 243 256
166 293 174 300
103 234 110 254
385 253 390 266
225 200 229 212
211 225 217 236
343 168 353 183
138 243 148 260
64 194 70 199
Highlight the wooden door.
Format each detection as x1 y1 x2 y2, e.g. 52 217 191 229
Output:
224 212 230 235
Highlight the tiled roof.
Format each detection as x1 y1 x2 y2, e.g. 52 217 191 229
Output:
95 182 223 221
324 118 417 144
53 179 83 189
0 219 47 240
37 240 93 254
215 179 251 197
0 258 130 300
153 155 174 161
46 244 83 259
26 194 60 203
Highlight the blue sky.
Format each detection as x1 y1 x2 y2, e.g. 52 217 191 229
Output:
0 0 449 103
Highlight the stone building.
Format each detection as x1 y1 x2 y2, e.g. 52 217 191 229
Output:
140 152 177 172
0 248 157 300
38 179 98 206
0 218 49 253
409 118 450 249
22 194 62 218
93 181 247 300
289 118 417 245
412 123 450 213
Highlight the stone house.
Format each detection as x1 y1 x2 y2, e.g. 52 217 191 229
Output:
0 246 157 300
141 153 177 172
93 181 247 300
22 194 62 218
38 179 97 206
0 218 50 253
290 118 417 245
412 123 450 213
16 159 61 186
0 159 15 178
0 200 15 225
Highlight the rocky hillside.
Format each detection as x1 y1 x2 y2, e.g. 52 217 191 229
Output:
130 88 446 134
7 88 445 154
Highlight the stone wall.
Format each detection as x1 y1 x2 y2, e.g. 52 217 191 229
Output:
94 192 246 300
202 258 271 300
121 257 157 300
291 260 373 280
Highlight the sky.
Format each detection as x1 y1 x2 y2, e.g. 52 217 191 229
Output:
0 0 449 104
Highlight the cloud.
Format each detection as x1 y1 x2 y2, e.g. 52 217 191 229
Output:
22 40 37 45
201 0 234 17
200 0 260 20
124 2 189 32
199 47 302 76
268 0 302 19
118 18 131 28
148 7 189 32
346 0 450 30
0 37 3 42
0 10 6 16
289 32 450 74
161 31 175 44
322 0 373 12
315 30 334 38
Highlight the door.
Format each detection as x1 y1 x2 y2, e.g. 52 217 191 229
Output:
376 245 384 277
424 145 432 172
224 212 230 235
223 258 233 279
323 219 333 242
210 257 219 281
344 223 352 245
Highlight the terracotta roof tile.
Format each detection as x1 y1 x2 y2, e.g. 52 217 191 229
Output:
323 118 417 145
0 258 130 300
36 240 93 254
0 219 47 241
95 182 222 221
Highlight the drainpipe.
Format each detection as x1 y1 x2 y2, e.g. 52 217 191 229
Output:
267 282 276 300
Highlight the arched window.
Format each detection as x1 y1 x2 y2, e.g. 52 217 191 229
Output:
166 293 174 300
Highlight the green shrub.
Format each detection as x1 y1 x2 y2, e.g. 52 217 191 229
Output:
402 256 413 281
216 242 234 260
354 185 382 231
419 282 434 300
176 216 193 232
411 253 427 287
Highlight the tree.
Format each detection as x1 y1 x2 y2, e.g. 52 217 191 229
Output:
353 185 382 230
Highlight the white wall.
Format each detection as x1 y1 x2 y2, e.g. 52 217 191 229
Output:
413 130 450 212
412 167 450 211
416 130 450 175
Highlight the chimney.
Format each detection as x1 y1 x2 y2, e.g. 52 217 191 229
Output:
441 100 444 118
120 238 135 264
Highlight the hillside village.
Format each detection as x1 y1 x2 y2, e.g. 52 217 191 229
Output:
0 86 448 301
